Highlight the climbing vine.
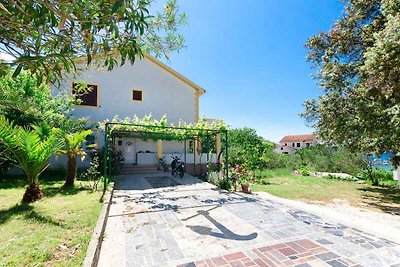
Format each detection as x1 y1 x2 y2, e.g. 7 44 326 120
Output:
99 114 227 141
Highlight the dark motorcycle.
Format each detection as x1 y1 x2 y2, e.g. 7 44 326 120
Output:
171 155 185 177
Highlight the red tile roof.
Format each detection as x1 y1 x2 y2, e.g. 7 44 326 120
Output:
280 134 316 143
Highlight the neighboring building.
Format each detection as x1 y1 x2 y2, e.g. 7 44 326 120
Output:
48 55 217 172
275 134 318 154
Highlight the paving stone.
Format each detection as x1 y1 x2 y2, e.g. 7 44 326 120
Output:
98 174 400 267
316 239 334 245
294 263 312 267
315 252 340 261
326 259 348 267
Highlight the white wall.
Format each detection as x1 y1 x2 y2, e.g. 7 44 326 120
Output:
54 57 198 125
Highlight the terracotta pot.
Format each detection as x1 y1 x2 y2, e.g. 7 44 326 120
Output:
241 183 250 193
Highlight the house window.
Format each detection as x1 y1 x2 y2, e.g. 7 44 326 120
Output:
306 143 310 148
292 143 295 147
297 143 301 147
72 82 98 107
284 143 287 146
280 147 283 150
132 90 143 101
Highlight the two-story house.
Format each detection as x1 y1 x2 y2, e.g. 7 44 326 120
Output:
275 134 318 154
50 55 215 171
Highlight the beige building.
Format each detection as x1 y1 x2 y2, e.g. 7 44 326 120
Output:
275 134 318 154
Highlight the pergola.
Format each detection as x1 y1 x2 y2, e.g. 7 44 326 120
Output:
102 122 229 190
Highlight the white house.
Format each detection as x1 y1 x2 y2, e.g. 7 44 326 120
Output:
49 55 218 173
275 134 318 154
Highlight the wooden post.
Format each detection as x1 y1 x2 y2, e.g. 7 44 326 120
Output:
216 133 221 156
157 140 163 159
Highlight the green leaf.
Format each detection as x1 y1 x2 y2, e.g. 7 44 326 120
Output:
12 64 23 78
111 0 123 14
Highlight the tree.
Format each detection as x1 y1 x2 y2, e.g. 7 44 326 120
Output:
0 71 73 127
0 116 63 202
302 0 400 164
225 128 275 172
0 71 78 173
0 0 186 83
58 130 92 186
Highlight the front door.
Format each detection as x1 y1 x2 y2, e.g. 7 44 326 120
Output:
123 141 135 164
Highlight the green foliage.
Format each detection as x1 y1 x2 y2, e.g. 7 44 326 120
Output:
326 174 359 182
102 115 227 141
0 142 16 175
93 146 124 175
0 115 63 184
284 145 369 176
79 155 103 191
357 168 394 186
202 171 229 190
0 0 186 84
59 130 92 159
298 165 310 176
303 0 400 157
231 164 249 185
224 128 275 171
0 71 74 128
0 71 79 173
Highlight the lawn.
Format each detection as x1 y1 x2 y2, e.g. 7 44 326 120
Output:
0 174 103 266
252 168 400 215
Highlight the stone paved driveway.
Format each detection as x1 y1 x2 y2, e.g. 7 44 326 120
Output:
98 173 400 267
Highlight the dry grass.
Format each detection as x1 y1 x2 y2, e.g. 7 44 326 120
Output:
252 169 400 215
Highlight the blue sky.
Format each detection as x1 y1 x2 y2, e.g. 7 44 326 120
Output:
156 1 344 142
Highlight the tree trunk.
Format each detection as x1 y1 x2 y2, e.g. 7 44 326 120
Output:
65 155 77 186
22 182 43 203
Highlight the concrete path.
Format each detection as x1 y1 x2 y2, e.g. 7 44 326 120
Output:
98 173 400 267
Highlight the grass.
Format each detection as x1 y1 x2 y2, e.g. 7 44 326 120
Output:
0 174 103 267
252 168 400 215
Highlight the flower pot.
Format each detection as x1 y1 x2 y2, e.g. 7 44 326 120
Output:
241 183 250 193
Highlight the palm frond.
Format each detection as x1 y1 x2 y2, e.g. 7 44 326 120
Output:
0 115 63 182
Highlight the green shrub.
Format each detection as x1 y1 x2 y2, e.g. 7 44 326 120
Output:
204 171 229 190
326 174 358 181
298 165 311 176
356 168 393 186
79 155 102 191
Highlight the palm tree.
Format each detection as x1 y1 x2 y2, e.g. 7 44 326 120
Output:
59 130 92 186
0 115 63 202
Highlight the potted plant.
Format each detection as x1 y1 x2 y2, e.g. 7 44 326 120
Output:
239 176 251 193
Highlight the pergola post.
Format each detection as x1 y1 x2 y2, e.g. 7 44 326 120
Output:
193 138 196 176
225 130 229 189
157 140 163 159
216 132 221 157
103 123 108 192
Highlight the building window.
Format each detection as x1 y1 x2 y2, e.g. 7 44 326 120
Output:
297 143 301 147
284 143 287 146
72 82 98 107
292 143 295 147
132 90 143 101
281 147 283 150
306 143 310 148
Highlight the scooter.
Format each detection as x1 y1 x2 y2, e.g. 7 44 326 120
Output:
171 155 185 177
